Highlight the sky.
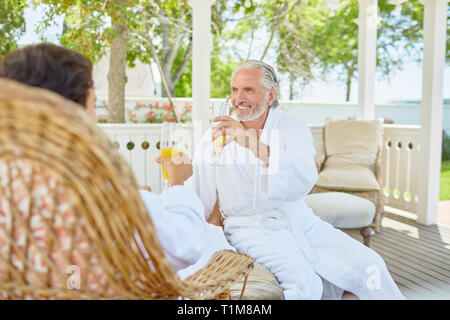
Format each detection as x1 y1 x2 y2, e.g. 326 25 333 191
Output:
18 4 450 105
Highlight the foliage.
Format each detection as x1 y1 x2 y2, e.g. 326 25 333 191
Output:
275 1 320 97
440 161 450 201
210 54 240 98
443 130 450 161
173 47 192 98
27 0 448 105
312 0 447 101
35 0 136 62
35 0 237 100
128 0 193 97
174 46 239 98
0 0 26 60
220 0 447 102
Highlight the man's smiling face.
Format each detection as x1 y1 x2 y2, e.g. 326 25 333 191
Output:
231 68 269 122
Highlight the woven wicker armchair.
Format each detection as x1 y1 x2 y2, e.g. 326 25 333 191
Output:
0 79 253 300
310 119 385 234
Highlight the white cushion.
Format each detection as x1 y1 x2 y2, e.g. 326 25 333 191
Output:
325 119 382 168
305 192 375 229
316 164 380 191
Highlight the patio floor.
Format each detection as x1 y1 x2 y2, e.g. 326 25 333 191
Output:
343 209 450 300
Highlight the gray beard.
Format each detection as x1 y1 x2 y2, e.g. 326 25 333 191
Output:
235 97 268 122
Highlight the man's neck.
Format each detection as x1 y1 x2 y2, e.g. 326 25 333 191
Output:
241 107 270 132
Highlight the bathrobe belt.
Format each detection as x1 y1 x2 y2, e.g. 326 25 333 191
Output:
221 208 318 264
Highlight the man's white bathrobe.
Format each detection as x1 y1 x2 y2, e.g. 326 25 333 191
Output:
138 187 235 280
185 107 404 300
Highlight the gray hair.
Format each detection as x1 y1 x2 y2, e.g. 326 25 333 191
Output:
231 59 279 108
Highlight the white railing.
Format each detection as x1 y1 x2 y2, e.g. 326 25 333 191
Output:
100 123 195 193
99 123 422 214
381 125 421 213
96 97 450 132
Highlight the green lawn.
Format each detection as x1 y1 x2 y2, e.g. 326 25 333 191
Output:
441 161 450 200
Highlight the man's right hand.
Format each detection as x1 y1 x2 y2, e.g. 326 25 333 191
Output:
156 152 193 186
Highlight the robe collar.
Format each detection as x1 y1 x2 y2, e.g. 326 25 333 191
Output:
259 106 278 146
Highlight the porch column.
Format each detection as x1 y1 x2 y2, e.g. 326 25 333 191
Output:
189 0 214 134
356 0 379 120
417 0 449 225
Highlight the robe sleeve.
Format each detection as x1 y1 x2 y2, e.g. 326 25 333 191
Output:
184 128 218 221
138 187 206 271
259 118 318 202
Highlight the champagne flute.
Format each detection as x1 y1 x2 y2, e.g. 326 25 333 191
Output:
160 122 182 181
211 100 230 156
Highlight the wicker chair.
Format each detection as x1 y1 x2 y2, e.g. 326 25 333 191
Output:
310 119 385 235
0 79 253 300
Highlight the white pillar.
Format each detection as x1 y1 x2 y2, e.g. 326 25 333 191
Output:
189 0 214 135
417 0 449 225
356 0 379 120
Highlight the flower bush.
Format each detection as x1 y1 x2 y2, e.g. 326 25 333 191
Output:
97 116 108 123
96 101 192 124
129 101 192 123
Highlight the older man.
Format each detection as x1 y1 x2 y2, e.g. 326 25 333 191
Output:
186 60 404 300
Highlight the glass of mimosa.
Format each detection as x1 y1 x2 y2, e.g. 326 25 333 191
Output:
160 122 182 180
211 101 230 156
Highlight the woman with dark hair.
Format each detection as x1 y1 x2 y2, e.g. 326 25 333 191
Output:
0 42 97 120
0 44 237 285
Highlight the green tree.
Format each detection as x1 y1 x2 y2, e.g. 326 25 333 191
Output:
0 0 26 61
158 0 240 98
310 0 359 102
128 0 193 99
36 0 136 122
312 0 448 101
36 0 194 122
173 46 240 99
37 0 234 121
276 1 319 99
222 0 448 102
218 0 319 99
210 53 240 98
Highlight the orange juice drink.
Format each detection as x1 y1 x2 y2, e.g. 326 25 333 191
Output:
213 134 226 156
160 147 180 180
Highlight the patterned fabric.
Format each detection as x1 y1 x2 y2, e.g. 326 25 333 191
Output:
0 159 117 299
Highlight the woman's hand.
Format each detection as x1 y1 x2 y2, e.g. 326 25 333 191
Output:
156 152 193 186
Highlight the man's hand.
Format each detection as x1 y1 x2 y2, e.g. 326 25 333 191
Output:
212 116 270 165
212 116 257 149
212 116 243 146
156 152 193 186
